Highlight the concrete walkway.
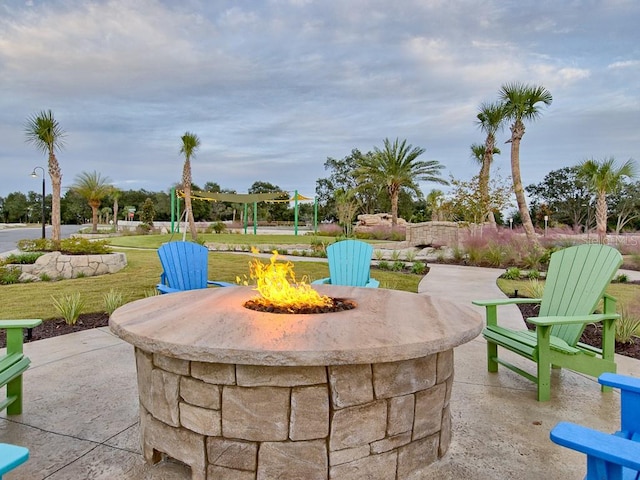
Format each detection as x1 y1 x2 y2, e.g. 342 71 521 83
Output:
1 265 639 479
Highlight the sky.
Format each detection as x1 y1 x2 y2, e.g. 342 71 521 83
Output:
1 0 638 202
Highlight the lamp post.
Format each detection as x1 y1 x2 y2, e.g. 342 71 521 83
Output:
544 215 548 237
509 218 513 230
30 166 46 239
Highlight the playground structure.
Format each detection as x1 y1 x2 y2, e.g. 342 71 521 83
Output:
171 188 318 236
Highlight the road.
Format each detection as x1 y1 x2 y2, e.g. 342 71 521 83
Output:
0 225 82 255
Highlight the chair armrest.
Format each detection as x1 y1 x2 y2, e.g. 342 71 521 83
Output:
311 278 331 285
598 373 640 394
550 422 640 471
0 319 42 330
366 278 380 288
156 284 179 294
207 280 236 288
528 313 620 327
472 298 541 307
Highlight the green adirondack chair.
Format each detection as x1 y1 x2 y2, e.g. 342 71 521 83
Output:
472 244 623 401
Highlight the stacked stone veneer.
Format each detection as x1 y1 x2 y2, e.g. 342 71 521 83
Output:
16 251 127 280
406 221 461 248
135 348 454 480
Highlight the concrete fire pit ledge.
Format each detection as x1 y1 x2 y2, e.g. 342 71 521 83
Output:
110 285 482 480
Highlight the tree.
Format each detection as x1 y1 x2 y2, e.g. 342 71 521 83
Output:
139 198 156 228
315 150 380 220
356 138 448 227
442 173 513 224
499 82 552 243
609 181 640 233
526 166 591 231
334 189 360 237
474 101 506 224
71 171 113 233
25 110 66 241
180 132 200 241
248 181 289 221
109 188 121 229
470 141 501 222
577 157 638 243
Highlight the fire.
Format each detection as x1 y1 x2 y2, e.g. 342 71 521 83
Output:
239 248 332 312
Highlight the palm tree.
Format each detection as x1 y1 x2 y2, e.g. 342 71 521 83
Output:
475 101 506 224
356 138 448 226
110 188 121 230
180 132 200 240
25 110 66 242
577 157 637 244
499 82 552 243
71 171 113 233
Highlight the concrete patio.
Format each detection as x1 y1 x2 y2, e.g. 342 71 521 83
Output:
1 264 639 479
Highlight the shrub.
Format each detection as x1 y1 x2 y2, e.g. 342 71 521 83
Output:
502 267 521 280
17 237 112 255
378 260 390 270
524 279 545 299
613 273 629 283
390 250 402 261
391 261 405 272
210 221 226 234
39 273 52 282
616 303 640 344
3 252 44 264
0 265 21 285
411 261 428 275
403 250 417 263
52 292 85 325
527 269 541 280
103 289 125 315
373 249 384 261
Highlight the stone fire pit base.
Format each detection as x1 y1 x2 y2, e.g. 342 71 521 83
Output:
136 347 453 480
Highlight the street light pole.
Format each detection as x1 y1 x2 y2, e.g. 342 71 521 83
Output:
31 166 46 239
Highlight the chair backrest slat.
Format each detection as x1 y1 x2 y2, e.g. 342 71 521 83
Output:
539 244 622 345
158 241 208 291
327 240 374 287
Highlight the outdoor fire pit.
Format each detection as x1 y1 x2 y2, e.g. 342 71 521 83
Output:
110 285 482 480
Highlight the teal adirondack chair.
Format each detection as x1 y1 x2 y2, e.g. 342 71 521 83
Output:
550 373 640 479
312 239 379 288
0 443 29 479
157 241 234 294
472 244 623 401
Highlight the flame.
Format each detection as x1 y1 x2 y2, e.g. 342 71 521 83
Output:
240 248 332 312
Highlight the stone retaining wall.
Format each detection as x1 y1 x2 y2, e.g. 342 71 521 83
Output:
16 251 127 281
136 348 454 480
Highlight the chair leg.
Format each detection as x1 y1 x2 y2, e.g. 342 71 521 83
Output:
6 376 23 415
487 341 498 372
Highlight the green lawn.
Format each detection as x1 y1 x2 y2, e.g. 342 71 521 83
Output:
0 240 421 321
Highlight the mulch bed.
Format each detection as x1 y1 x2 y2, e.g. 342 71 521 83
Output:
0 313 109 348
518 303 640 360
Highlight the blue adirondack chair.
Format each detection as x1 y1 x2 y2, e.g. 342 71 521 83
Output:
312 239 379 288
157 241 234 294
473 244 623 401
0 443 29 479
550 373 640 480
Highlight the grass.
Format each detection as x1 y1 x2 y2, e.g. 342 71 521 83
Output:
0 245 420 321
111 233 328 249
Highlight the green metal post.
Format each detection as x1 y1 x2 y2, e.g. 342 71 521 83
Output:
253 202 257 235
314 196 318 234
294 190 299 236
170 187 175 233
244 203 248 234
